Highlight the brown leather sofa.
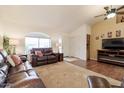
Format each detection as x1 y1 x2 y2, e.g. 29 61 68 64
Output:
87 76 124 88
31 48 58 67
0 50 45 88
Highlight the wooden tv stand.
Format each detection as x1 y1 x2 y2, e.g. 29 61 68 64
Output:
97 50 124 66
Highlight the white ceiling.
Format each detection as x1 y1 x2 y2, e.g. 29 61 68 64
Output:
0 5 121 32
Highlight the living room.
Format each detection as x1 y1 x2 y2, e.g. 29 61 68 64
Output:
0 1 124 92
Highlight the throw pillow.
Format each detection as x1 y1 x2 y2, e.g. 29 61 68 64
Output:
7 56 15 67
35 51 43 57
11 55 22 66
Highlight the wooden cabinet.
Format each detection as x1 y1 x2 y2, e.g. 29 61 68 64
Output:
97 50 124 66
58 53 63 62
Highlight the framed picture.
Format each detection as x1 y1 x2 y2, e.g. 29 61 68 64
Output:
101 34 105 38
95 36 99 40
116 30 121 37
108 32 112 38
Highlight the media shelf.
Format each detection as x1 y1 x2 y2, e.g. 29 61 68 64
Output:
97 50 124 66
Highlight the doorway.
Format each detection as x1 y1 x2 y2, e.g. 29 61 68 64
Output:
87 34 90 60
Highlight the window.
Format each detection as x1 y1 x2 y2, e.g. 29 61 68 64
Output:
39 38 51 48
25 37 51 53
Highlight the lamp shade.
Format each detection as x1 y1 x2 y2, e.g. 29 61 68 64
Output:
56 42 62 48
9 39 19 45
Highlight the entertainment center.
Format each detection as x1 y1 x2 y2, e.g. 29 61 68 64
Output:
97 38 124 66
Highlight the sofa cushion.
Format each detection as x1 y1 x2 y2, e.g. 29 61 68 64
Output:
7 55 15 67
9 77 45 88
7 72 29 83
9 63 26 75
0 70 6 88
7 70 39 84
47 55 56 60
44 52 53 56
31 48 44 54
11 55 22 66
9 61 33 75
43 48 53 56
37 56 47 61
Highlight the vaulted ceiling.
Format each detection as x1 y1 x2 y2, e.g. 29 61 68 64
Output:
0 5 121 33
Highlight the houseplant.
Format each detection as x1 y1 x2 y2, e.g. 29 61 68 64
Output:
3 35 11 54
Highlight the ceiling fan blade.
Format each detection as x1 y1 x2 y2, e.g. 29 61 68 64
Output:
95 14 106 18
104 6 109 11
117 11 124 14
117 5 124 11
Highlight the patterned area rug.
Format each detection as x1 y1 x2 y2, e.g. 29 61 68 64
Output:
35 62 121 88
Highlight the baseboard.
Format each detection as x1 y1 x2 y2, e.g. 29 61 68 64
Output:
90 58 97 61
64 56 77 58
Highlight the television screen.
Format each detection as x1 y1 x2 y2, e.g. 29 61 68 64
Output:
102 38 124 50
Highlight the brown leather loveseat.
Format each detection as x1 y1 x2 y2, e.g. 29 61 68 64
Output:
31 48 58 67
0 50 45 88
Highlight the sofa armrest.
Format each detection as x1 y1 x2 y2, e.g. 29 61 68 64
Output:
31 55 38 61
52 53 58 56
111 85 121 88
30 55 38 67
87 76 112 88
52 53 59 60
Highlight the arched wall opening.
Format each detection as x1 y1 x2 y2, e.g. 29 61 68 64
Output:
25 32 51 54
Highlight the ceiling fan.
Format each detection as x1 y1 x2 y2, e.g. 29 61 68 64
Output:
95 5 124 20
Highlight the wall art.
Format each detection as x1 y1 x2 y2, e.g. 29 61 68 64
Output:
101 34 105 38
108 32 112 38
116 30 121 37
96 36 99 40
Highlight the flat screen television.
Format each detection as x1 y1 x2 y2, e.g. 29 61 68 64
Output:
102 38 124 50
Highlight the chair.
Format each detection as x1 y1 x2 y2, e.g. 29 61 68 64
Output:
87 76 124 88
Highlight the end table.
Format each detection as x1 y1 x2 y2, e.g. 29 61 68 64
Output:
58 53 63 62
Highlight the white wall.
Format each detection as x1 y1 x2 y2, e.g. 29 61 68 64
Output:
0 20 91 60
69 24 91 60
0 21 70 56
62 35 70 57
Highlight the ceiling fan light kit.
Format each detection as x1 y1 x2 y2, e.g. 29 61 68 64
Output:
95 5 124 21
107 12 116 19
106 8 116 19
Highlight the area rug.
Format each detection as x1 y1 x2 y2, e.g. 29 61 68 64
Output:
64 57 79 62
35 62 121 88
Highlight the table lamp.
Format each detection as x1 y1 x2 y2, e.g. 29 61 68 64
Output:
9 38 19 54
